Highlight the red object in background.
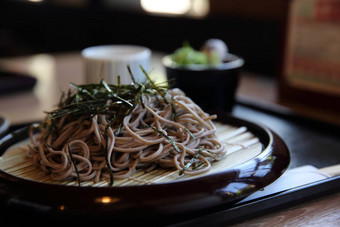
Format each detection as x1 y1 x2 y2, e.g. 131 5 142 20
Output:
315 0 340 21
278 0 340 113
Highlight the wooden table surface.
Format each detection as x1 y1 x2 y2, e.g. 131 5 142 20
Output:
0 51 339 226
230 192 340 227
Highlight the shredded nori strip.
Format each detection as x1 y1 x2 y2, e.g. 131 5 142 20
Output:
43 66 181 185
67 143 81 186
179 148 203 176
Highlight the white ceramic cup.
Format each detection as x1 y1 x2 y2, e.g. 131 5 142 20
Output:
82 45 151 84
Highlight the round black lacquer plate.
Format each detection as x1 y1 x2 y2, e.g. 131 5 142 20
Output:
0 114 290 225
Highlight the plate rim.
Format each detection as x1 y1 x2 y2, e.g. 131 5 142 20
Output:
0 114 290 221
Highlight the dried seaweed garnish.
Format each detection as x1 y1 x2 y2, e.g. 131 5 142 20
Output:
67 143 81 186
46 66 171 123
149 125 181 153
41 66 179 186
179 148 203 176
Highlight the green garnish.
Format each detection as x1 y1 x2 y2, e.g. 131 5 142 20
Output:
42 66 178 185
67 143 81 186
149 125 181 153
169 41 221 66
46 66 170 122
70 83 95 100
170 41 208 65
101 79 133 107
179 148 203 176
184 127 196 140
139 65 177 121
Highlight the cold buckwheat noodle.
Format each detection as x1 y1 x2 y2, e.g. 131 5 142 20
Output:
25 79 227 185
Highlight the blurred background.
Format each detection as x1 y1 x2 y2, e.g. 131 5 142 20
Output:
0 0 287 76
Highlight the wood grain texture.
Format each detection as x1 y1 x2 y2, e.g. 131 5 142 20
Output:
229 192 340 227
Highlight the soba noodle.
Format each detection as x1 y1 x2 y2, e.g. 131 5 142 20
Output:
25 82 227 185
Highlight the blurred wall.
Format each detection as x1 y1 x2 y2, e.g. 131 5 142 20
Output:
0 0 287 76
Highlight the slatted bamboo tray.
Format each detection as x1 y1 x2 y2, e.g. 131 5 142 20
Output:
0 122 262 187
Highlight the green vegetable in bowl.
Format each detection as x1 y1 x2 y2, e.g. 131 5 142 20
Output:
170 42 208 66
169 40 226 66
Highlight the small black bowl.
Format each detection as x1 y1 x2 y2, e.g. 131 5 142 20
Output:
162 53 244 114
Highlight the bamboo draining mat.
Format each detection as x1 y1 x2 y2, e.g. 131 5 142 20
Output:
0 122 263 187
